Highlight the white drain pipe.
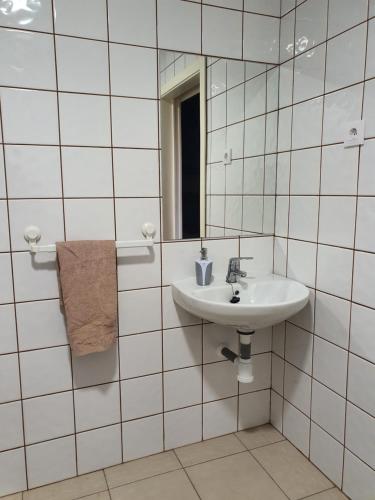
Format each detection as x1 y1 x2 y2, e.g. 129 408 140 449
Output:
217 330 254 383
236 332 254 383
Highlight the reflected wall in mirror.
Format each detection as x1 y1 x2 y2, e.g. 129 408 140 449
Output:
159 51 205 240
159 51 279 241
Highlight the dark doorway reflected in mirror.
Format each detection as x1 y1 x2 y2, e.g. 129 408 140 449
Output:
181 92 200 239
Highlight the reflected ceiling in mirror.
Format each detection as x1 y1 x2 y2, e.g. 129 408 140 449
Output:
159 50 279 241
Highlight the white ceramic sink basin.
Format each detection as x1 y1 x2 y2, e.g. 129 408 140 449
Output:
172 274 309 331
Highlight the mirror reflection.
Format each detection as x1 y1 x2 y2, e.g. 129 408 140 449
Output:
159 51 279 241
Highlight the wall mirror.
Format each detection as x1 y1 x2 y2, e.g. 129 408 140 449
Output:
159 50 279 241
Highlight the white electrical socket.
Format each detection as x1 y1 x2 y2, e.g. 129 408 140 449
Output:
223 148 232 165
344 120 364 148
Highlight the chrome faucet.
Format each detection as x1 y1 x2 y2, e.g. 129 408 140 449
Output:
226 257 253 284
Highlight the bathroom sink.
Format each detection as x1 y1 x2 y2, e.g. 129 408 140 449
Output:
172 274 309 331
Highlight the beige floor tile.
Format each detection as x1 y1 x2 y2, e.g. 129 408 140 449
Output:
23 471 107 500
105 451 181 489
1 495 23 500
175 433 245 467
252 441 332 500
186 451 288 500
236 424 285 450
79 493 110 500
303 488 349 499
110 469 199 500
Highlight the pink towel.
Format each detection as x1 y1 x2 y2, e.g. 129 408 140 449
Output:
56 240 118 356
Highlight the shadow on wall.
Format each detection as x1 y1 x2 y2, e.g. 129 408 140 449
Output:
72 347 118 388
117 248 156 268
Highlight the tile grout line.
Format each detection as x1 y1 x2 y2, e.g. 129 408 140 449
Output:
280 14 370 66
102 465 112 500
154 0 168 458
341 0 372 489
0 359 272 405
236 228 242 429
261 56 268 235
0 339 273 364
104 0 124 468
185 0 280 19
248 435 340 499
0 21 281 66
270 0 283 366
244 448 294 500
244 437 288 455
1 350 372 447
274 380 375 469
272 354 375 423
239 20 245 237
66 485 110 500
0 69 29 494
307 0 330 464
0 388 266 453
15 427 346 500
172 449 203 500
299 486 347 500
50 0 80 480
279 0 299 437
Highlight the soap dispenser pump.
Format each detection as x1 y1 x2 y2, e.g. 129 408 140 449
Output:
195 247 213 286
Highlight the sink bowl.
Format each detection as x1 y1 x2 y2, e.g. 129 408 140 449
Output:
172 274 309 331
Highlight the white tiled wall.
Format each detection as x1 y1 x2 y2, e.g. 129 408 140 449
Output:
0 0 279 496
272 1 375 498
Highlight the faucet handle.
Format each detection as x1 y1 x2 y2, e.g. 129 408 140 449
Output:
229 256 253 262
228 256 253 272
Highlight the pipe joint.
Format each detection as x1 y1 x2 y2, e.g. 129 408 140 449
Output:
217 330 255 383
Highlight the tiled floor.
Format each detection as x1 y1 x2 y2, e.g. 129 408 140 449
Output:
3 425 349 500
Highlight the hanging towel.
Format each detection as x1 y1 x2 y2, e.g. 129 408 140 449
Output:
56 240 118 356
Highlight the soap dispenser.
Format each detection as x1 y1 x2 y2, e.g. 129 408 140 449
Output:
195 248 213 286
